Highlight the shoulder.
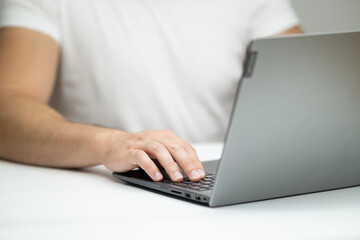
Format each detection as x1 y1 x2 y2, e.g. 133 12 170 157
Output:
0 0 61 43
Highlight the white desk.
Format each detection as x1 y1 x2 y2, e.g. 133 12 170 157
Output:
1 143 360 240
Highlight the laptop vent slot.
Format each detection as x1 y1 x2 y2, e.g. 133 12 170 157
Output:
243 51 258 78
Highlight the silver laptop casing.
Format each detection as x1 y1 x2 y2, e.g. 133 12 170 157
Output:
210 31 360 207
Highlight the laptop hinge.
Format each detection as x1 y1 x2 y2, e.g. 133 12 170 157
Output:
243 51 258 78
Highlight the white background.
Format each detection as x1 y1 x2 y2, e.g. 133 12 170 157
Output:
291 0 360 33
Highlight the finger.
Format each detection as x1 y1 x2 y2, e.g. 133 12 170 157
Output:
148 130 204 181
130 149 163 182
164 139 204 182
141 141 184 182
186 143 205 178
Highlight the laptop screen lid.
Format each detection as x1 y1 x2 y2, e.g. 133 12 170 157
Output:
210 32 360 207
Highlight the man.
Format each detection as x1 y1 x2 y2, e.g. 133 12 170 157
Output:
0 0 302 182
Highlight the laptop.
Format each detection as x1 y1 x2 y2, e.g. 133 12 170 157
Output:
113 31 360 207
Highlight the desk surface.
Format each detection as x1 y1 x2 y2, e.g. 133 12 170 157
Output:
1 142 360 240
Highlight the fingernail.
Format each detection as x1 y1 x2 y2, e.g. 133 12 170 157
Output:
154 172 163 181
198 169 205 178
173 171 183 180
190 169 201 179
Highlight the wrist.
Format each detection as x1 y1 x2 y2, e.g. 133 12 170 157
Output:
92 127 128 166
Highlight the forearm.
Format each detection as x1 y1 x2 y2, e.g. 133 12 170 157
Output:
0 92 113 168
0 91 206 182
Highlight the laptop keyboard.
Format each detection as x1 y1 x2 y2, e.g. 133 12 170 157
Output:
163 171 216 191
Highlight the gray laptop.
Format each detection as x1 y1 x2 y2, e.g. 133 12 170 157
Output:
113 31 360 207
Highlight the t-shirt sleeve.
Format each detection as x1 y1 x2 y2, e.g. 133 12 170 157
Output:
0 0 61 43
248 0 300 39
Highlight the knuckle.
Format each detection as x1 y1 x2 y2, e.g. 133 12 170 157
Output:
131 149 145 160
147 141 163 152
184 143 194 152
165 161 179 171
181 162 194 172
178 158 198 173
168 143 184 152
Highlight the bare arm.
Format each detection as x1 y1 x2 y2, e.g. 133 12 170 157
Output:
0 28 205 182
0 27 101 167
277 25 304 35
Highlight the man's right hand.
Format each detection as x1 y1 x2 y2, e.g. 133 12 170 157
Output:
100 129 205 182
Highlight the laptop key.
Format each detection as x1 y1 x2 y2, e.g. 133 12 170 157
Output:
162 171 216 192
159 171 216 191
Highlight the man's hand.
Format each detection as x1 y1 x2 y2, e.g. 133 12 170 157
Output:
100 129 205 182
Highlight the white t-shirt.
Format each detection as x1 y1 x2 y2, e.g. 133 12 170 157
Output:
0 0 298 142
